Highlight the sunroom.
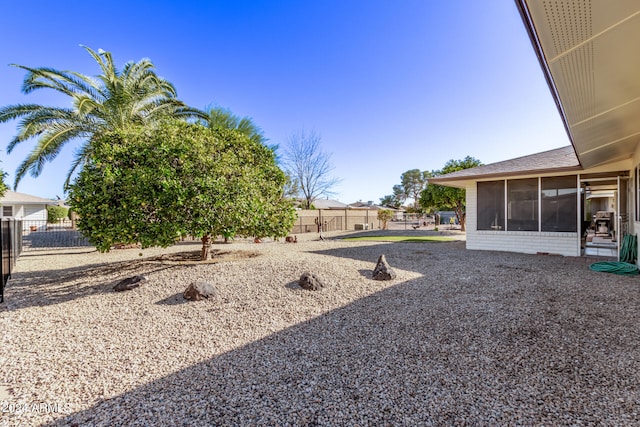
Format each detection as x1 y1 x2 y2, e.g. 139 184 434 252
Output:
428 1 640 260
429 146 633 257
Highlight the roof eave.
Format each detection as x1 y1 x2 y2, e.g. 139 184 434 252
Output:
513 0 582 169
429 165 584 187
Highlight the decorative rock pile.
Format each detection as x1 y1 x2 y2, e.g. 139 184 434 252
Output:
372 254 396 280
113 275 147 292
183 281 217 301
298 272 324 291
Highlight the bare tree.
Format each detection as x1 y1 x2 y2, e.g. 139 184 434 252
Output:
281 130 341 209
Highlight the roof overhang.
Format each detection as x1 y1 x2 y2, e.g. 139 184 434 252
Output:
515 0 640 168
0 191 58 205
429 146 582 188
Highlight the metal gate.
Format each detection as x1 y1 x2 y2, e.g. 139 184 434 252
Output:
0 220 22 303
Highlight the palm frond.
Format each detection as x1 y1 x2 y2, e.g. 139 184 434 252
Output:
66 71 107 102
12 65 79 97
0 103 52 123
81 46 117 82
74 94 101 118
141 99 205 121
6 107 84 152
64 141 93 189
5 45 195 185
204 106 266 144
13 123 85 188
13 65 108 102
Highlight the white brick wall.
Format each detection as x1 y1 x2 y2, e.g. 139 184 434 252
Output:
466 231 579 256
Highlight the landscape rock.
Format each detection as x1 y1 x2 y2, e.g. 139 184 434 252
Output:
113 275 147 292
299 272 324 291
183 281 217 301
372 254 397 280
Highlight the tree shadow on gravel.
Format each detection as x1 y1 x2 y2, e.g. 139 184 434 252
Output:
2 249 260 311
2 261 189 311
39 244 640 426
1 256 194 311
19 249 99 257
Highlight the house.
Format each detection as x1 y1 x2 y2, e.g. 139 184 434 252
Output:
348 201 379 209
310 199 348 210
430 1 640 259
0 191 58 231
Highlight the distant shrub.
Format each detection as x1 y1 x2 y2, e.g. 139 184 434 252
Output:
377 209 394 230
47 205 68 223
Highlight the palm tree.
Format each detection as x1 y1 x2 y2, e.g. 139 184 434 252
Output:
202 106 267 145
201 106 303 200
0 46 206 189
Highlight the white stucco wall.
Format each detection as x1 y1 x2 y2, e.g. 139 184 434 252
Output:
1 203 49 232
1 204 47 220
22 205 47 221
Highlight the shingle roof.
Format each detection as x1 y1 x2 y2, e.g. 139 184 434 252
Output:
348 202 381 209
1 190 57 205
312 199 348 209
429 146 581 184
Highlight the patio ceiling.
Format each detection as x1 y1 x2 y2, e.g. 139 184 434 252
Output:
516 0 640 168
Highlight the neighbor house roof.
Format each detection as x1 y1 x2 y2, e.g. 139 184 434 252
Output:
429 146 581 186
348 201 384 210
0 191 57 205
312 199 348 209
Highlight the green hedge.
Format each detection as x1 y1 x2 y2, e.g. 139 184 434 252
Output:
47 205 68 223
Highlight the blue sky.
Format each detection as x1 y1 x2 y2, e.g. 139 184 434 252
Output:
0 1 569 203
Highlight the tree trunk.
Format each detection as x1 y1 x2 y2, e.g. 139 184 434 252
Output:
200 235 211 261
454 206 466 232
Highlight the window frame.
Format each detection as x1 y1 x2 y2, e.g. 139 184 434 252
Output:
476 175 582 233
540 175 578 232
477 180 506 231
507 178 539 231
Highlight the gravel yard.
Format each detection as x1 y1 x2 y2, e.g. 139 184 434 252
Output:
1 231 640 426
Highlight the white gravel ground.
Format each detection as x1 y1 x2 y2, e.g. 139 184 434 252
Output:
1 231 640 426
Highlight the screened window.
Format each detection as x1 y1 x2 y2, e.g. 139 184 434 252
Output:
541 176 577 232
2 206 12 217
507 178 538 231
477 181 505 230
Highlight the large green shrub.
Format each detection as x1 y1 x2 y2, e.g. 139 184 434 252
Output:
47 205 68 223
68 120 296 259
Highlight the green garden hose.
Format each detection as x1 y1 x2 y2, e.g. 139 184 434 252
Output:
589 234 639 276
589 261 639 276
620 233 638 264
